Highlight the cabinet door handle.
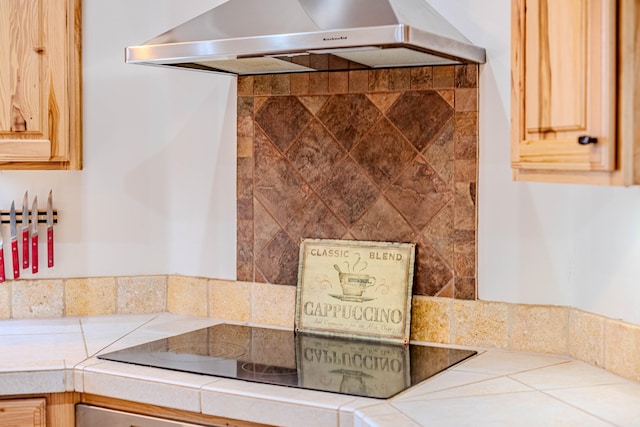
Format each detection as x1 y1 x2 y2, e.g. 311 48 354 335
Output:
578 135 598 145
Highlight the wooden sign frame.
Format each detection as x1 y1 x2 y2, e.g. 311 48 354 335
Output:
295 238 416 344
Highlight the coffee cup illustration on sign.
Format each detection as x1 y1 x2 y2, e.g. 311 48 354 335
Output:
338 272 376 297
330 254 376 302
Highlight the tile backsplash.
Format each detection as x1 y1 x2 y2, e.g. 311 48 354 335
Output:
3 276 639 382
237 65 478 299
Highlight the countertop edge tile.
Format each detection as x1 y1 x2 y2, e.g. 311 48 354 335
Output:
354 403 423 427
0 369 68 395
82 369 202 413
201 378 357 409
201 386 341 427
82 360 219 389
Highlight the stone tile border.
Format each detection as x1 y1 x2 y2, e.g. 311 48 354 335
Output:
0 276 637 382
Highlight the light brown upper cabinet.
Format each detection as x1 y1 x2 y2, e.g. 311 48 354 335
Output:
0 0 82 170
511 0 639 185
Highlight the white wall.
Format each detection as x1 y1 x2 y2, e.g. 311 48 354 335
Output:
429 0 640 325
0 0 237 280
2 0 638 326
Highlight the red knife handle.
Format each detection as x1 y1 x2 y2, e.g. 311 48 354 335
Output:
22 229 29 269
0 247 5 283
32 235 38 274
47 228 54 268
11 240 19 279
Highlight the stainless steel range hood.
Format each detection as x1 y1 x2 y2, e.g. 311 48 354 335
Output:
126 0 486 76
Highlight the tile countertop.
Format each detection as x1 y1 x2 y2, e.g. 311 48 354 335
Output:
1 314 640 427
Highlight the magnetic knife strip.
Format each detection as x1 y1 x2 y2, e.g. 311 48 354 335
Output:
0 210 58 225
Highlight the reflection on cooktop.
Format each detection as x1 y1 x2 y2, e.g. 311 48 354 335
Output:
98 324 476 399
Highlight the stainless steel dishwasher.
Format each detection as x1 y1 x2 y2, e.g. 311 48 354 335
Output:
76 404 208 427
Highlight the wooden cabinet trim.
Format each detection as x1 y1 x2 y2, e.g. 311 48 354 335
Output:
619 0 640 184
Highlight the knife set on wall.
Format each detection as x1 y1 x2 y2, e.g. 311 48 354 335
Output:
0 191 57 283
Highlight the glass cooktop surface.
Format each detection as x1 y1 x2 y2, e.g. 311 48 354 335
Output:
98 324 476 399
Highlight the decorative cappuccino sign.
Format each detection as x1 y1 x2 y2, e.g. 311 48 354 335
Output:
295 239 416 344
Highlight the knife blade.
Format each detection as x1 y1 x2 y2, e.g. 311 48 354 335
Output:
46 190 54 268
31 196 38 274
0 225 5 283
21 191 29 269
9 201 19 279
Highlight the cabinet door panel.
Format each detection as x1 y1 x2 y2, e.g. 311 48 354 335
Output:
0 398 46 427
0 0 50 161
512 0 616 171
525 0 585 132
0 0 81 169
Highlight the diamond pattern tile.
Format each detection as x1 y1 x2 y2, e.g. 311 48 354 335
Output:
351 196 415 243
386 156 454 231
286 119 345 190
256 97 311 152
317 93 381 150
424 118 455 186
388 91 454 152
414 243 454 296
254 158 312 228
254 200 282 255
318 156 380 226
367 92 402 113
351 118 418 190
254 127 283 180
255 230 299 286
422 202 454 265
298 96 330 115
285 194 347 243
239 66 478 298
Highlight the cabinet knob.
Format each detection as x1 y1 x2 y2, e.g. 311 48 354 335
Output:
578 135 598 145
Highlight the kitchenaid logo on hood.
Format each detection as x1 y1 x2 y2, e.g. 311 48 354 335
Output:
323 35 348 41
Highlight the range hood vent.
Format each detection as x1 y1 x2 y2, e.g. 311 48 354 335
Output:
126 0 486 76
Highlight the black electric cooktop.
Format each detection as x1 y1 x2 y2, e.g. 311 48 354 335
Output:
98 324 476 399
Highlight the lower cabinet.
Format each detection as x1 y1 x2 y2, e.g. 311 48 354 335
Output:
0 393 77 427
0 398 46 427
